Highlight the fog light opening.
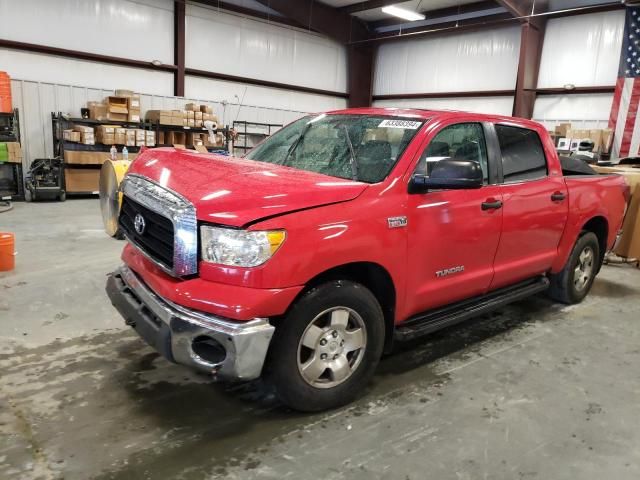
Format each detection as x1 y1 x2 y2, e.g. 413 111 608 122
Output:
191 336 226 365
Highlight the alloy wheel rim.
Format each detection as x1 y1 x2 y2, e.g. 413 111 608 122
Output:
574 246 594 292
297 306 367 389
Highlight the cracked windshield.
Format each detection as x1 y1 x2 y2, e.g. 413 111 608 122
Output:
245 114 425 183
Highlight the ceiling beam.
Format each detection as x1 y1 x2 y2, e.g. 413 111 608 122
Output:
253 0 369 44
339 0 394 15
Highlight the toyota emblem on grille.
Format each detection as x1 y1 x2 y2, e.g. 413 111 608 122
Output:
134 213 146 235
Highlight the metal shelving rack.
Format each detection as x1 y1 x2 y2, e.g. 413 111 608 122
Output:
232 121 282 155
150 122 230 153
52 113 154 195
0 108 24 201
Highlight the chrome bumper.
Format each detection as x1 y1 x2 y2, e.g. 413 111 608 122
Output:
106 265 275 381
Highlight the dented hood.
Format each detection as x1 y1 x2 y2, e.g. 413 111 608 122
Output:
127 148 368 227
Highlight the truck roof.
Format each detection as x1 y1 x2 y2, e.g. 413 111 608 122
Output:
326 107 543 130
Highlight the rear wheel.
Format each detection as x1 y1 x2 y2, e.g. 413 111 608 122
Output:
548 231 600 304
267 280 385 411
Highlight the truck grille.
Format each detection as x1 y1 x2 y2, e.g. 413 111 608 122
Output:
119 196 175 269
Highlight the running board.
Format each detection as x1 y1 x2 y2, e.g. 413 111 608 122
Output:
395 276 550 342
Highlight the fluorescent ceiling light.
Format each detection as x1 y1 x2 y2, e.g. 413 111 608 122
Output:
381 5 425 21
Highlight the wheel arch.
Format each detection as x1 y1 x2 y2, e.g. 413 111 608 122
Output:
282 262 397 354
581 216 608 272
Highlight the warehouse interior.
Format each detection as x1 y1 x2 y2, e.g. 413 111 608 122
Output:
1 0 640 479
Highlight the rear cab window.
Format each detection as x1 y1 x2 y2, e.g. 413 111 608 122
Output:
495 124 547 182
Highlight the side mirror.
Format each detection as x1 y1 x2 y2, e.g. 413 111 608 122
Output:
409 159 483 193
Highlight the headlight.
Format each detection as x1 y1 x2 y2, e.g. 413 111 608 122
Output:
200 226 286 267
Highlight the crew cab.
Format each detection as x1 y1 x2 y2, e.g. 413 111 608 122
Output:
106 108 628 411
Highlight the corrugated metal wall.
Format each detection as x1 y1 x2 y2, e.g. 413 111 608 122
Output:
10 78 311 171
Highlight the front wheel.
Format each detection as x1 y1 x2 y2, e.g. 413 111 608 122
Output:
548 231 600 304
267 280 385 412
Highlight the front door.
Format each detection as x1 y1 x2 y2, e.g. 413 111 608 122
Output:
405 121 503 317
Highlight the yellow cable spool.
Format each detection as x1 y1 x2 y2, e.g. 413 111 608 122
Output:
99 159 130 238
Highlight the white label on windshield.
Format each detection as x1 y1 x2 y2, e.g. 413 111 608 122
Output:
378 119 422 129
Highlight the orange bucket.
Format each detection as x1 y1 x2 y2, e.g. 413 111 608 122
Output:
0 232 15 271
0 72 11 113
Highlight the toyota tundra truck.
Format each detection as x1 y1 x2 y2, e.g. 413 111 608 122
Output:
106 108 628 411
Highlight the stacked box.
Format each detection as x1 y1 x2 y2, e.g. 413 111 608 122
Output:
185 103 199 112
0 142 22 163
133 129 146 146
146 130 156 147
200 105 213 114
87 102 108 121
73 125 95 145
127 95 141 122
125 129 136 146
96 125 117 145
63 129 81 142
146 110 184 126
166 131 186 145
114 127 126 145
107 96 128 122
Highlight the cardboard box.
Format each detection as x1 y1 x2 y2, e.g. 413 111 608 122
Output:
187 132 202 146
194 145 208 153
195 119 203 128
81 132 95 145
185 103 199 112
114 126 126 145
593 165 640 259
200 104 212 114
107 112 127 122
187 119 195 127
127 95 140 109
73 125 94 134
88 102 108 121
128 112 141 123
157 131 165 145
186 111 195 120
64 150 109 165
63 130 81 142
555 123 571 138
557 138 571 150
0 142 22 163
601 128 613 154
166 131 186 145
195 111 203 120
96 125 119 144
64 168 101 193
107 96 128 114
146 130 156 146
125 129 136 146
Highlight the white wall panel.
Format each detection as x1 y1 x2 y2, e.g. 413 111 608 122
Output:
538 10 624 88
185 4 347 93
373 26 521 95
532 93 613 130
0 49 174 96
186 76 347 124
373 96 515 116
0 0 174 64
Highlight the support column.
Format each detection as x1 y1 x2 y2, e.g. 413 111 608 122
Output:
174 1 186 97
513 21 545 119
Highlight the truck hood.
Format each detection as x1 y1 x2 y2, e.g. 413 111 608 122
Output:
128 148 368 227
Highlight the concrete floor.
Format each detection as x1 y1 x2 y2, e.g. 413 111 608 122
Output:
1 199 640 480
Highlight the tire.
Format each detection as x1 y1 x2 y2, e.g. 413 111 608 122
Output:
267 280 385 412
548 231 600 304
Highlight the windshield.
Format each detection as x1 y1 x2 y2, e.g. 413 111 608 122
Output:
244 114 425 183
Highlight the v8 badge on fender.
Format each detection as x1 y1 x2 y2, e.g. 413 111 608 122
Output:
387 216 408 229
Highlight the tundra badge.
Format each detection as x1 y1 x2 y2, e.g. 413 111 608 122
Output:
436 266 464 277
387 216 408 228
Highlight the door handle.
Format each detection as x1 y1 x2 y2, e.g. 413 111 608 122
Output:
551 192 566 201
481 200 503 211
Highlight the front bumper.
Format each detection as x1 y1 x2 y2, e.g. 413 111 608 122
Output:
106 265 275 380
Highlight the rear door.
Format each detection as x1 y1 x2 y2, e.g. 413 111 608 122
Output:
490 123 569 289
405 121 503 316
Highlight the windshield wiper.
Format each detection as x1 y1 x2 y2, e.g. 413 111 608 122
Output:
281 122 312 166
342 125 359 181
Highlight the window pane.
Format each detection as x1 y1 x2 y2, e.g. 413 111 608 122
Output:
495 125 547 182
415 123 489 183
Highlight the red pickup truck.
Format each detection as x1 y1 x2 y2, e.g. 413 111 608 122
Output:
107 108 628 411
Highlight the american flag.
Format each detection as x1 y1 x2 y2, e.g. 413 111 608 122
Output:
610 7 640 158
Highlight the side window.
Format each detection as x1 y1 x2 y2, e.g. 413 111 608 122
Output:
495 125 547 182
414 123 489 184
